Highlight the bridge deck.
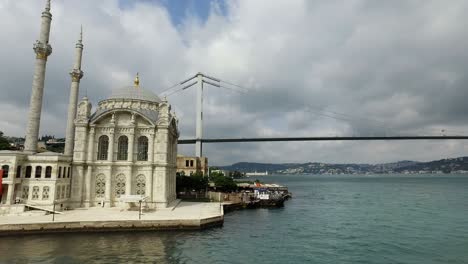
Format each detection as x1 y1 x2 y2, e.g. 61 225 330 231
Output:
178 136 468 144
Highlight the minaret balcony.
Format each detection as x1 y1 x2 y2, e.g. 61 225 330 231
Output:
33 40 52 59
70 69 84 82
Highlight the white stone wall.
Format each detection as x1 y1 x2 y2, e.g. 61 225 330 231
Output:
0 152 72 208
71 97 179 209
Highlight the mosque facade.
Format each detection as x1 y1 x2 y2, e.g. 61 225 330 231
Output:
0 0 179 211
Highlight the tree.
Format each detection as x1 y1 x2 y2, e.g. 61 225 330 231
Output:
229 170 244 179
210 173 237 192
176 171 208 192
0 131 10 150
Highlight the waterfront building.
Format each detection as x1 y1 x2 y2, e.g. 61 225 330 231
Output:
176 155 208 176
0 0 179 211
245 171 269 176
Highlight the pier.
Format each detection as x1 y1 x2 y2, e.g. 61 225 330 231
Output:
0 202 223 236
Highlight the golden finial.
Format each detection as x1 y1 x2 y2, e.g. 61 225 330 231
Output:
134 72 140 87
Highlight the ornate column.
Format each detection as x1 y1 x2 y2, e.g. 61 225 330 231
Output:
147 166 154 202
128 115 135 162
84 166 92 207
24 0 53 153
148 132 155 163
125 122 135 196
6 184 15 205
87 126 95 162
64 28 84 156
84 126 94 206
108 124 115 162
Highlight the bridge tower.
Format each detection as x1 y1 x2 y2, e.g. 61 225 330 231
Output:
195 73 203 157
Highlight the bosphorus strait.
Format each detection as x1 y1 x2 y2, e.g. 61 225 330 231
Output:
1 174 467 264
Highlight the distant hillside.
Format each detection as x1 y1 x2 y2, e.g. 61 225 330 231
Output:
218 157 468 174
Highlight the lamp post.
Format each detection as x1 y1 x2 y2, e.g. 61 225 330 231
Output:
52 184 57 222
139 200 142 220
52 200 56 222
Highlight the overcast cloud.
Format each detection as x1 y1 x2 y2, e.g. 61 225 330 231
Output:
1 0 468 165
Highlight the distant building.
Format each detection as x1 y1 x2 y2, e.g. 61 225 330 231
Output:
245 171 269 176
176 155 208 176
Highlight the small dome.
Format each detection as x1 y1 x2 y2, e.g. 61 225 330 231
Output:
109 86 162 103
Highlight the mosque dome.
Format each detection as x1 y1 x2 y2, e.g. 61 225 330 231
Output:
109 86 162 103
108 73 162 103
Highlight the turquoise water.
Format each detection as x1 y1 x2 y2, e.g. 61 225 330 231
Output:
0 174 467 264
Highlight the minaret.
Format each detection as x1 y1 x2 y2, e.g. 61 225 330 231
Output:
64 27 84 156
24 0 53 153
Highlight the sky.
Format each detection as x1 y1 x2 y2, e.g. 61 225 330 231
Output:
1 0 468 165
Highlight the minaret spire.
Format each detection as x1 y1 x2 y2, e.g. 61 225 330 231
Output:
45 0 51 12
24 0 53 153
79 24 83 43
64 28 85 156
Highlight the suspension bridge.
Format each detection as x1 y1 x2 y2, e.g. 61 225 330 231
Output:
161 73 468 156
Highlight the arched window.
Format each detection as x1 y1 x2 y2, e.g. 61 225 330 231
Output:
67 167 71 178
1 165 9 178
25 166 32 178
35 166 42 178
58 167 62 178
95 174 106 198
98 135 109 160
137 136 149 161
16 166 21 178
114 174 126 198
136 175 146 195
117 136 128 160
45 166 52 178
63 167 67 178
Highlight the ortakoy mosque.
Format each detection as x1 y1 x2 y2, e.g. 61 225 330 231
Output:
0 0 179 211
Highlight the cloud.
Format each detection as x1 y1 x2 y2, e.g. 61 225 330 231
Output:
1 0 468 165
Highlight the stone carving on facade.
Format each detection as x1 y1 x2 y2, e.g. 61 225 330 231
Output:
122 101 131 108
114 174 126 198
136 175 146 195
95 174 105 198
76 98 92 123
110 113 116 124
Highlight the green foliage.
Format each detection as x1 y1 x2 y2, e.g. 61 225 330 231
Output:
209 167 219 172
209 170 224 178
209 173 238 192
0 131 11 150
46 144 64 153
176 172 208 192
229 170 244 179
